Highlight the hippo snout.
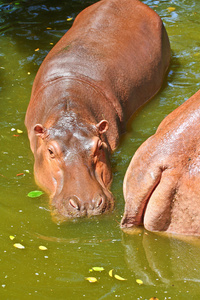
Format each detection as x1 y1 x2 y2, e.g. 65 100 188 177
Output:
51 192 114 222
68 194 106 215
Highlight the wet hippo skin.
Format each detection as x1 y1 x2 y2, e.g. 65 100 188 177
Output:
121 89 200 236
25 0 170 222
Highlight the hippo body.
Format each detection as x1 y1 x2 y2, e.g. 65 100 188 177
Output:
121 90 200 236
25 0 170 221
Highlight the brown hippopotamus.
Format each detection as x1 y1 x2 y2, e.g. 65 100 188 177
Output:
121 89 200 236
25 0 170 221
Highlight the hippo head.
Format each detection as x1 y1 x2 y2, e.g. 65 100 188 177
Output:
32 111 114 222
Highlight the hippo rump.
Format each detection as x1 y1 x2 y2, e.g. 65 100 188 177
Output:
121 90 200 236
25 0 170 222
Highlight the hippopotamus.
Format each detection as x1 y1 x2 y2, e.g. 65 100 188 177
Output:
25 0 170 221
121 89 200 236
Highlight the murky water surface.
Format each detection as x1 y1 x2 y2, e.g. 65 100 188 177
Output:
0 0 200 299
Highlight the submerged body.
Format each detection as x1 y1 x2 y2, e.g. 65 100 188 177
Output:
121 90 200 236
25 0 170 221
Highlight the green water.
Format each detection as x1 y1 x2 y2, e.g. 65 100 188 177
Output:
0 0 200 299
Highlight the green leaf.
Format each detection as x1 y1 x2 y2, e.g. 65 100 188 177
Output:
27 190 44 198
85 277 98 283
92 267 104 272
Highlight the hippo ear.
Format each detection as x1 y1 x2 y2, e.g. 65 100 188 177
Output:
34 124 46 138
96 120 109 134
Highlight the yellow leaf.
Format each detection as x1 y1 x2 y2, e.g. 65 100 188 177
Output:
167 7 176 12
149 298 159 300
39 245 48 251
35 48 39 52
46 27 52 30
136 279 143 285
9 235 15 240
85 277 98 283
17 129 23 134
13 243 25 249
109 269 113 277
67 17 73 21
92 267 104 272
114 274 127 281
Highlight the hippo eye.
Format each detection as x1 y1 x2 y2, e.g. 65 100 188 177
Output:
48 148 55 158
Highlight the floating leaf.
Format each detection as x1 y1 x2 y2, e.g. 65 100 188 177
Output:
67 17 73 21
136 279 143 285
35 48 39 52
14 243 25 249
16 173 24 176
27 190 44 198
92 267 104 272
149 298 159 300
114 274 127 281
89 269 93 272
109 269 113 277
17 129 23 134
9 235 15 240
39 245 48 251
85 277 98 283
167 7 176 12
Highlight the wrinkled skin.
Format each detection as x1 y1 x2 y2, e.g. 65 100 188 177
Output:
25 0 170 222
121 89 200 236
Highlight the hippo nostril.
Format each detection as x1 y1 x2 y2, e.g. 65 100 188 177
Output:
96 197 103 208
69 198 80 210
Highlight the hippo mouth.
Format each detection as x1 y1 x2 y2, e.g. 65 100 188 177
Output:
50 190 115 223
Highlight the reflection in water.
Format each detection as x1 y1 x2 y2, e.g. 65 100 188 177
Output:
122 229 200 289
